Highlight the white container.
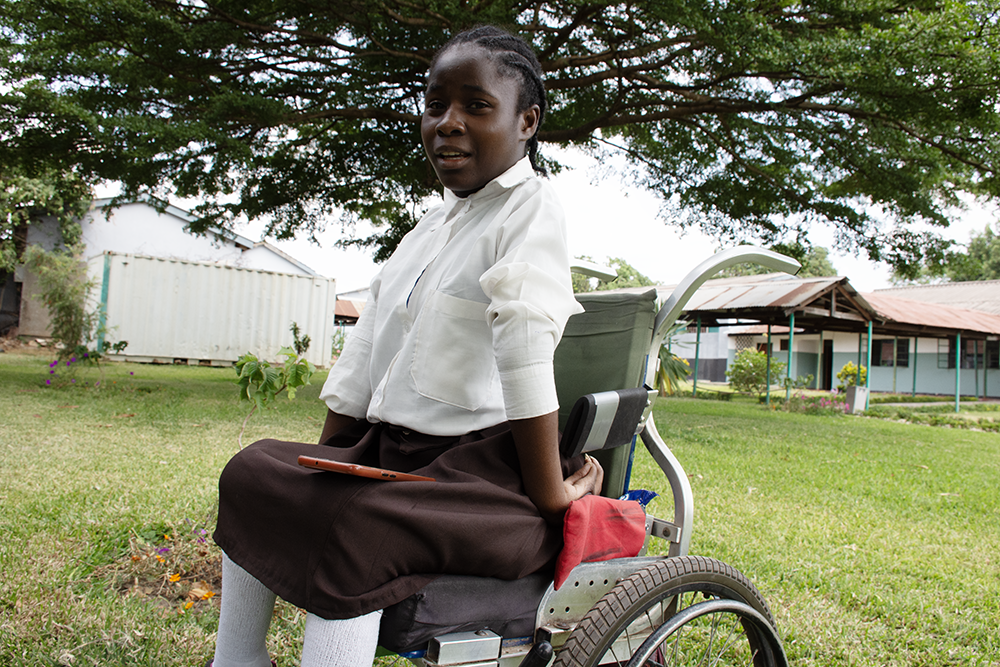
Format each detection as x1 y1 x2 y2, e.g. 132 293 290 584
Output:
89 252 337 367
845 385 869 413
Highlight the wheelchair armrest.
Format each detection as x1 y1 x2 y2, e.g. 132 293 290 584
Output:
560 388 658 459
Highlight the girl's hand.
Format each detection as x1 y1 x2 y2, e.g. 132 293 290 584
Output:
563 454 604 503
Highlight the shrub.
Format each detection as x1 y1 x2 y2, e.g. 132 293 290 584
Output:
22 244 97 359
727 349 787 398
836 361 867 392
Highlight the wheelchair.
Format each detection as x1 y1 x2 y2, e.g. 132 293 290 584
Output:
374 247 799 667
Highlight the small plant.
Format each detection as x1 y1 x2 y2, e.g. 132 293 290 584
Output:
290 321 311 356
782 374 815 391
727 349 787 398
330 326 347 361
783 391 849 416
655 321 692 396
235 346 315 448
23 244 97 359
836 361 867 391
42 340 129 388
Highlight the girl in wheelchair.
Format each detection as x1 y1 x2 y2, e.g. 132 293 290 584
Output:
210 25 603 667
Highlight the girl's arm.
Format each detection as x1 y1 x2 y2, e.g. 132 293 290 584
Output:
319 409 360 444
510 410 604 524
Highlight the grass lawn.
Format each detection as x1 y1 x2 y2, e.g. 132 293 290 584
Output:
2 350 999 666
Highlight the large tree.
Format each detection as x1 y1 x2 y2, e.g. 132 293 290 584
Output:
895 221 1000 282
2 1 998 271
0 168 92 272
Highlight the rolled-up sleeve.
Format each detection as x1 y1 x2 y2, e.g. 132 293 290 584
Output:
479 191 583 420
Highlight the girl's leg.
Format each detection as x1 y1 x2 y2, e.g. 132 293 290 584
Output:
301 610 382 667
213 552 277 667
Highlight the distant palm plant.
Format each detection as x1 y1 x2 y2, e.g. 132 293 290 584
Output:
655 321 692 396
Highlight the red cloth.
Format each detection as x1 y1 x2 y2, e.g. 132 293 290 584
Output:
553 495 647 590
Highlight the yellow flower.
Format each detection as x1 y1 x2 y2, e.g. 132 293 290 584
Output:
169 573 181 583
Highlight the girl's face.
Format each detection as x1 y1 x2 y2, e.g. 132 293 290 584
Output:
421 44 540 198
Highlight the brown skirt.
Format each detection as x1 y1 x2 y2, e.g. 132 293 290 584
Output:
213 420 580 619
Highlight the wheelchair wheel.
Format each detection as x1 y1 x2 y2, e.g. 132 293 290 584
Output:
552 556 786 667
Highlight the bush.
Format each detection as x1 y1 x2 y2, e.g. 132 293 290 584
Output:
836 361 867 392
22 244 97 359
782 391 848 416
727 349 787 398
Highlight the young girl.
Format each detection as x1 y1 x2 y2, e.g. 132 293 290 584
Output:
211 25 603 667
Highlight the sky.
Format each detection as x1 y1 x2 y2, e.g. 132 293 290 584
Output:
101 147 997 295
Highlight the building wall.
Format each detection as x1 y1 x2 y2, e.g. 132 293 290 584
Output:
750 331 1000 398
676 327 728 382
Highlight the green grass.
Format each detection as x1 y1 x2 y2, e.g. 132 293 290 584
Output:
1 350 324 666
637 397 1000 666
2 351 999 666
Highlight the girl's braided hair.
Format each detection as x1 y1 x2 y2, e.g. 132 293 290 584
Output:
430 25 548 176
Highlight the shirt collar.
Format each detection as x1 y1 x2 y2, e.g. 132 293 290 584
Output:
442 157 535 208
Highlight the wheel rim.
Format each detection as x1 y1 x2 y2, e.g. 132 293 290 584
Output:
625 598 782 667
583 589 782 667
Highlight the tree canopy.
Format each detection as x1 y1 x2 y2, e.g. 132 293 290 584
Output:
2 1 999 269
572 256 656 292
894 221 1000 282
0 168 92 272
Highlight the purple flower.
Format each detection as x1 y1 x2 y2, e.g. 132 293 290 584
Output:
95 381 100 387
50 370 55 374
157 547 171 555
45 379 51 385
70 357 76 362
83 353 89 358
70 379 75 383
49 360 58 368
129 372 134 376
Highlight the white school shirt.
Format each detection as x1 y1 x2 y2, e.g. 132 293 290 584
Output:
319 158 583 436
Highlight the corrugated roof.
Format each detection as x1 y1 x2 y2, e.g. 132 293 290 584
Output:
604 272 1000 337
862 292 1000 336
334 299 363 320
874 280 1000 315
681 275 863 312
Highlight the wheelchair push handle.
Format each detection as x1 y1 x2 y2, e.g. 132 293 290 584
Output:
653 246 800 344
646 246 800 382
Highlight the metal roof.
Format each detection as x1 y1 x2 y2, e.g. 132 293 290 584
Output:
610 273 1000 338
874 280 1000 315
862 292 1000 337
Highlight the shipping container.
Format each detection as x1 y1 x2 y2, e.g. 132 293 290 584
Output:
88 252 337 368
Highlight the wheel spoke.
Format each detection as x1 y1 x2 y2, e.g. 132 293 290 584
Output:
552 557 784 667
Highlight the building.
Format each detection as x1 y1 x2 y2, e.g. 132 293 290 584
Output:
652 273 1000 399
9 197 338 367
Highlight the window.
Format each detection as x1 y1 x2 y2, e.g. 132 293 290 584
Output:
733 335 755 352
938 338 955 369
939 338 991 369
988 340 1000 370
962 339 986 370
756 342 773 356
779 338 789 352
871 339 909 367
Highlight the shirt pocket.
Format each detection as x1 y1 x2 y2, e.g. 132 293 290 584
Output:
411 290 497 411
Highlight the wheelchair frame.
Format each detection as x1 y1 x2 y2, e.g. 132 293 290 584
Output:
383 247 800 667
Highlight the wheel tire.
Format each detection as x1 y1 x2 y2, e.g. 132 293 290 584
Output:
552 556 785 667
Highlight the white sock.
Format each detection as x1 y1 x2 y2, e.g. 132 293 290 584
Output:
214 552 277 667
301 609 382 667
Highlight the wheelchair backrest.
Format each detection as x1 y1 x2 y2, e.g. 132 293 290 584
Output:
553 288 658 498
